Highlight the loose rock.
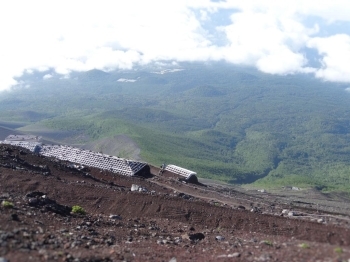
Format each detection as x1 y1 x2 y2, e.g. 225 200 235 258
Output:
215 235 225 241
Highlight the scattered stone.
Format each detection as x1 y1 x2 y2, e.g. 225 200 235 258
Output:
28 198 39 205
0 193 10 199
138 187 148 192
174 237 181 244
189 233 205 241
251 207 260 213
215 235 225 241
25 191 46 198
257 253 272 261
131 184 147 192
258 189 266 193
317 218 324 223
169 257 177 262
25 192 71 216
157 239 168 245
37 227 44 234
288 211 295 217
131 184 140 192
11 213 19 221
178 193 191 200
281 209 289 215
228 252 240 258
109 215 122 220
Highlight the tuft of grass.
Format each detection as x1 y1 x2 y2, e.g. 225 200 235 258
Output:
261 240 273 246
299 243 310 249
334 247 343 254
1 200 14 208
71 205 86 215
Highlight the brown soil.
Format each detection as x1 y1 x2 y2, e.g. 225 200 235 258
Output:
1 144 350 261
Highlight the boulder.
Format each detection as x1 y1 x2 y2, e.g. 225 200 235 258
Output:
131 184 140 191
109 215 122 220
189 232 205 241
281 209 289 215
288 211 295 217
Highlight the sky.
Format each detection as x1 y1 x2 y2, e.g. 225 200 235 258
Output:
1 0 350 91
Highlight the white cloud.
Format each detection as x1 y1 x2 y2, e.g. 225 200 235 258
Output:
43 74 53 80
117 78 137 83
308 34 350 82
0 0 350 91
221 11 314 74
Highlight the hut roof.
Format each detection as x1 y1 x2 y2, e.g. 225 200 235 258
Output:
1 138 147 177
164 164 197 180
39 145 146 176
4 135 42 142
1 140 42 153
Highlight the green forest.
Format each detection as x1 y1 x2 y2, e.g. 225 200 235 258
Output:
0 62 350 192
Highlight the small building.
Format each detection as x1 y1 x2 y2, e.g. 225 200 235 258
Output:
164 164 198 183
5 135 42 142
1 135 149 177
0 140 42 153
39 144 149 177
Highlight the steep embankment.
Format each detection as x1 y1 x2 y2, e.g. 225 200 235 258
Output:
1 144 350 261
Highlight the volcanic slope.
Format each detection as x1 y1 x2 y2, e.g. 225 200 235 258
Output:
1 144 350 261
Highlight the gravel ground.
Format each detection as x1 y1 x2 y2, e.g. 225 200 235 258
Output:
1 144 350 261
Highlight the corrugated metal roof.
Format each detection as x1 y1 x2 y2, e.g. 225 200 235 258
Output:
1 139 147 177
4 135 42 141
164 164 197 180
39 145 146 176
1 140 42 153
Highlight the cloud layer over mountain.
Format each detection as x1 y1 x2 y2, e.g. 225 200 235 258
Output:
1 0 350 91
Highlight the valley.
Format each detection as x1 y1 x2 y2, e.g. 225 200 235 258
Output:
1 62 350 192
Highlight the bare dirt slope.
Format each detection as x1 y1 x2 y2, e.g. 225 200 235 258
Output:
1 144 350 261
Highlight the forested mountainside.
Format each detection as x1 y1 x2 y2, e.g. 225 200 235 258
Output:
1 62 350 191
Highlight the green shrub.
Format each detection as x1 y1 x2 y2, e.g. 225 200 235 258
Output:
71 205 86 215
1 200 14 208
299 243 310 249
334 247 343 254
262 240 273 246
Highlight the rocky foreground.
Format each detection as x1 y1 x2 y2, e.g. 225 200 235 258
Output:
1 144 350 261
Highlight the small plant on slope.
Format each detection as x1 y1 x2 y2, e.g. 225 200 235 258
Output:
334 247 343 254
1 200 14 208
71 205 86 215
299 243 310 249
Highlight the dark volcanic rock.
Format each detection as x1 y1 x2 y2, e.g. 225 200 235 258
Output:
25 192 71 216
189 233 205 241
